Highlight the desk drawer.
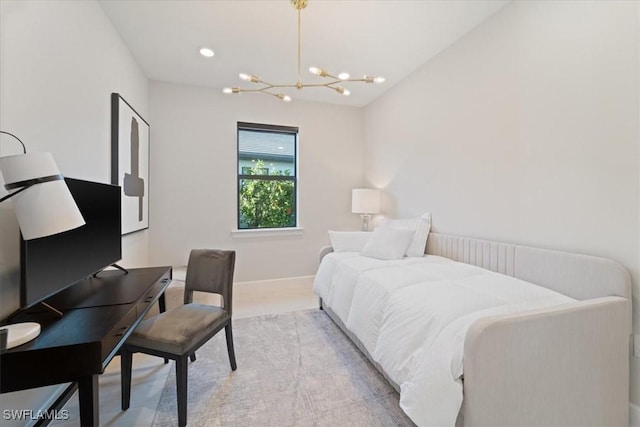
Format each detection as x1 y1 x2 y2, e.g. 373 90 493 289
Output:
101 271 171 365
102 308 137 361
136 275 171 318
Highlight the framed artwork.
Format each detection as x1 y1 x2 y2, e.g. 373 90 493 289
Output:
111 93 150 235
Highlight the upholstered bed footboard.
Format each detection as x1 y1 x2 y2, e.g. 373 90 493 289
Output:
463 296 630 426
321 293 630 427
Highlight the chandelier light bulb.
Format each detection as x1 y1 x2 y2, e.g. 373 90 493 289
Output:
309 66 329 77
363 75 386 84
199 47 215 58
276 94 292 102
223 87 233 94
334 86 350 96
338 72 350 80
239 73 261 83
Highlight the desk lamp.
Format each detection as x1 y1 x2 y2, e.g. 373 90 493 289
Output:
351 188 380 231
0 131 85 349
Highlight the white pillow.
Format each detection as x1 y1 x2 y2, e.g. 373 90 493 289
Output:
328 231 372 252
361 228 415 260
382 212 431 257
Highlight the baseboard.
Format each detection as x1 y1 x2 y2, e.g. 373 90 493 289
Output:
235 275 314 288
170 265 314 288
631 402 640 426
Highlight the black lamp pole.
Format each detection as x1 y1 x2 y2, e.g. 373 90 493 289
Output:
0 131 27 154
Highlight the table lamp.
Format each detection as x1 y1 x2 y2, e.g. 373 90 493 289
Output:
0 131 85 349
351 188 380 231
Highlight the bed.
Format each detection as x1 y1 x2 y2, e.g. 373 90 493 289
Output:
314 231 631 427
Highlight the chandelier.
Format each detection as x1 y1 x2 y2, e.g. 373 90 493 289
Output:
222 0 385 102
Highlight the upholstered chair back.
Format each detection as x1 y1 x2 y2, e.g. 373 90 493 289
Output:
184 249 236 316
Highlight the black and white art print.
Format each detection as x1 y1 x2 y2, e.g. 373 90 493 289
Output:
111 93 150 235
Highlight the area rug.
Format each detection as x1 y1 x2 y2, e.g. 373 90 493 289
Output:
151 310 415 426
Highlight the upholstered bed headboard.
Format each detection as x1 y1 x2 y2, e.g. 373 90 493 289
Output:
426 232 631 301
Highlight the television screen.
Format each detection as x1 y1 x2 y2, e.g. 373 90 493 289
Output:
20 178 122 309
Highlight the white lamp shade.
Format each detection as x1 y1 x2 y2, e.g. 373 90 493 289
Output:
0 152 85 240
351 188 381 214
1 151 61 181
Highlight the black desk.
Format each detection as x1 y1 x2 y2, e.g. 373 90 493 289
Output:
1 266 172 426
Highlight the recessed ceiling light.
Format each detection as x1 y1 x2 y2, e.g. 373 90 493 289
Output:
199 47 214 58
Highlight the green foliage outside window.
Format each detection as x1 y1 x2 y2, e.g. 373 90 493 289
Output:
239 161 295 228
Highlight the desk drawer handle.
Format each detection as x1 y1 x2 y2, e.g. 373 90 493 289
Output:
113 333 124 338
118 326 128 331
144 297 153 303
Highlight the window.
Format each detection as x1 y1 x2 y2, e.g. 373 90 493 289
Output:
241 166 269 175
237 122 298 229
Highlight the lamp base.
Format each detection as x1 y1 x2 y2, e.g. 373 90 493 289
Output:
360 214 372 231
1 322 41 350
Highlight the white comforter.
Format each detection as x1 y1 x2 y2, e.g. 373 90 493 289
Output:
313 252 575 426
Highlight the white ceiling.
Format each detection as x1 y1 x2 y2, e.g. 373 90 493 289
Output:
98 0 508 107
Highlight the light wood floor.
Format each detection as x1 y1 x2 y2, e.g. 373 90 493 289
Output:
51 276 318 427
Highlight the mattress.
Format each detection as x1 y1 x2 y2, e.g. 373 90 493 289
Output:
313 252 575 426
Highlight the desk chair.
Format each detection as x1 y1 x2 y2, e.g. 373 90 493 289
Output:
120 249 237 427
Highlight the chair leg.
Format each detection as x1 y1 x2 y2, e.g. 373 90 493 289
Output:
176 356 188 427
225 323 237 371
190 353 196 362
120 347 133 410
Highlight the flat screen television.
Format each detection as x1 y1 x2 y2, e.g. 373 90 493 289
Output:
20 178 122 309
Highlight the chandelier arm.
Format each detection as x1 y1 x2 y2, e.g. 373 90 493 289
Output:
269 84 302 89
324 73 340 80
235 88 272 93
242 88 276 95
258 85 291 100
295 83 338 88
251 82 279 91
299 79 342 88
248 80 299 90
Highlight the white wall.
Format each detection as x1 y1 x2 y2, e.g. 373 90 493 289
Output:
148 81 364 282
0 0 150 316
0 0 148 421
364 0 639 405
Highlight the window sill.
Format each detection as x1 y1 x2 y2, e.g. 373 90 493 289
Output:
231 227 305 238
